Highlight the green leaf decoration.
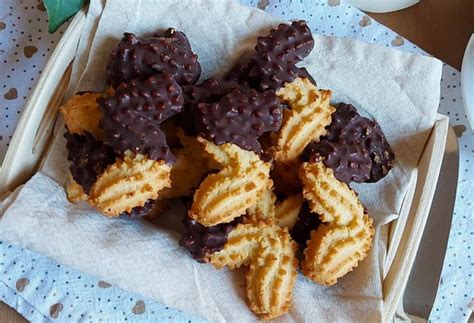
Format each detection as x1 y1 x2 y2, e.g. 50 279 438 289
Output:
43 0 88 33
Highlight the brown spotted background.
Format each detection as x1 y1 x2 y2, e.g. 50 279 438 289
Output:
359 16 371 27
132 300 146 315
49 303 63 319
391 35 404 46
15 278 29 292
98 280 112 288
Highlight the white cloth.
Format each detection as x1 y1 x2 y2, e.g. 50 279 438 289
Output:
0 0 443 321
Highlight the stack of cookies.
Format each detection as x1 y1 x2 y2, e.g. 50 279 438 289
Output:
61 21 394 319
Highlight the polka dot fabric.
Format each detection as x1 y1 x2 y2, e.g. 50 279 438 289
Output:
0 0 472 322
0 241 204 322
0 0 68 164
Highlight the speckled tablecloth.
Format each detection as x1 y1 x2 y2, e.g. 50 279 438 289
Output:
0 0 472 322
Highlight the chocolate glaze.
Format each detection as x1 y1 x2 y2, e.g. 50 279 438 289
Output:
255 20 314 66
306 140 372 183
155 28 192 50
106 31 201 87
179 215 242 262
64 132 116 194
107 73 183 123
225 20 315 91
249 20 314 91
99 74 180 163
225 61 252 86
290 202 322 247
248 59 315 91
324 103 394 183
122 199 156 218
194 89 283 153
178 78 244 135
184 77 243 106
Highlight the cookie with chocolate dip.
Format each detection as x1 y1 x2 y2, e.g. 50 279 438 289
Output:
99 73 183 163
106 29 201 87
311 103 394 183
179 215 242 261
193 88 283 154
64 131 116 195
226 20 316 91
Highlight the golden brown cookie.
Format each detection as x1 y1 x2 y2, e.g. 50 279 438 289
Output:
301 214 374 286
66 172 88 203
299 161 364 225
272 77 335 163
60 92 104 140
208 222 298 320
197 137 240 168
274 195 304 230
299 160 374 285
159 130 211 199
89 152 171 217
190 141 271 226
246 186 276 224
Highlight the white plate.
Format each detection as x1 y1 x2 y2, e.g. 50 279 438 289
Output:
344 0 419 13
461 34 474 128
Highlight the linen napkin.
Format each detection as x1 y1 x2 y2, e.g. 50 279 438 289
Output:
0 0 442 321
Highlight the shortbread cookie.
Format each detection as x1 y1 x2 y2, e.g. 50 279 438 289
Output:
273 77 335 163
208 223 298 319
180 215 242 261
160 130 211 199
190 142 271 226
299 161 365 226
197 136 240 168
301 214 374 286
66 173 87 203
274 195 304 230
207 223 271 269
89 152 171 217
299 160 374 284
60 92 104 140
246 186 276 224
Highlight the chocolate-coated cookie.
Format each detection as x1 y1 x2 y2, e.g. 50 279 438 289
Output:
306 140 372 184
248 59 315 91
225 20 315 91
255 20 314 66
179 215 242 261
99 75 180 162
64 131 116 194
194 89 283 153
184 77 243 106
155 28 192 50
324 103 394 182
106 31 200 87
